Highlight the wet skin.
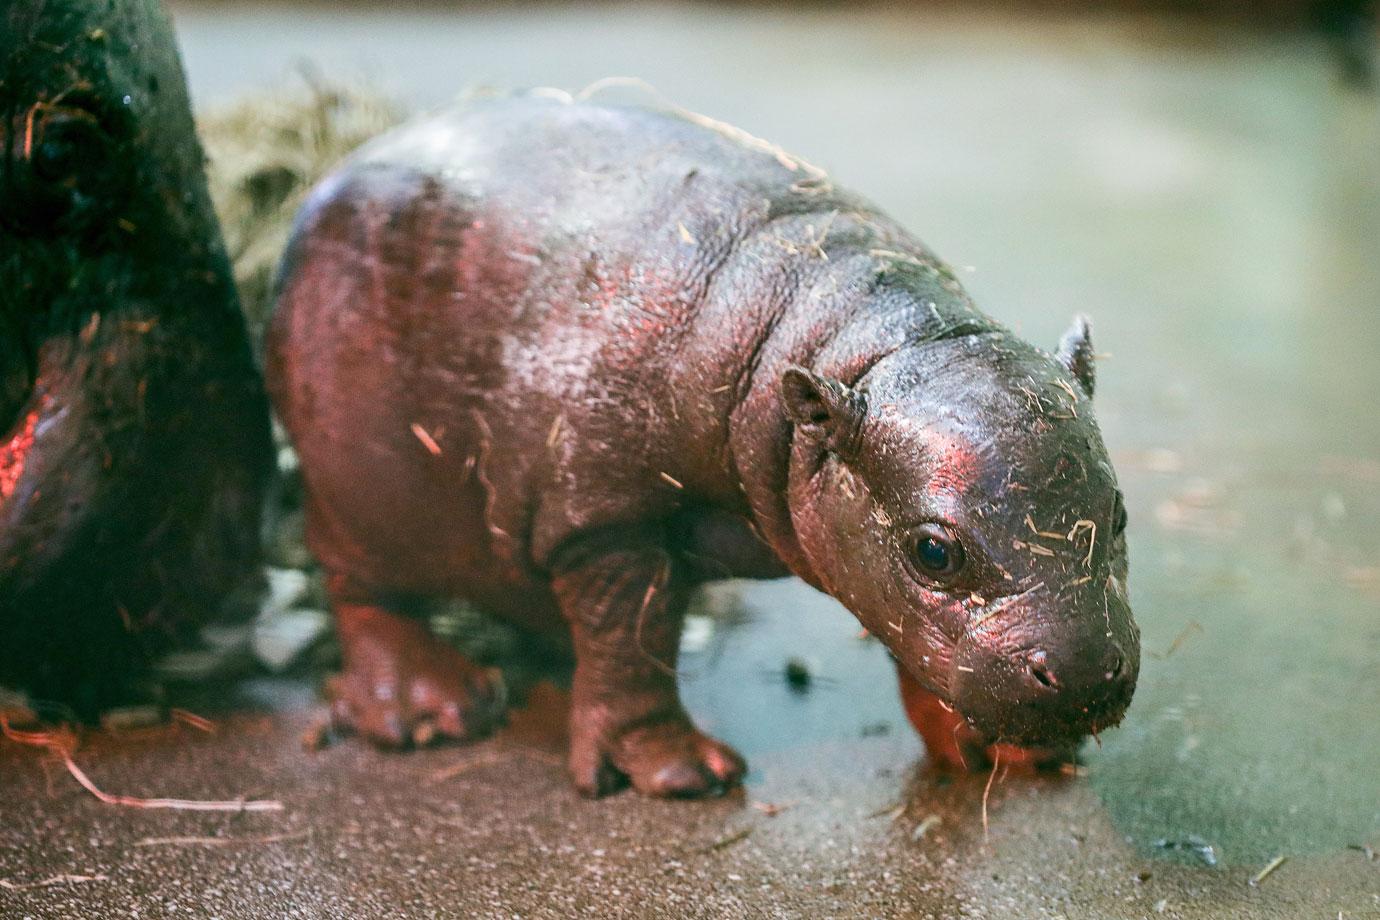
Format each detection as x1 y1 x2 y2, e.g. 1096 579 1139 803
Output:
269 96 1138 797
0 0 273 714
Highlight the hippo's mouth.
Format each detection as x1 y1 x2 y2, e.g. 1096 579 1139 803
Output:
0 407 41 507
0 384 59 514
942 610 1140 749
956 676 1136 748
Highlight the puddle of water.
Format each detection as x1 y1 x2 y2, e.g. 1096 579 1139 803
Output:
680 579 911 762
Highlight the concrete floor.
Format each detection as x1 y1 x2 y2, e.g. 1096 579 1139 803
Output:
3 3 1379 917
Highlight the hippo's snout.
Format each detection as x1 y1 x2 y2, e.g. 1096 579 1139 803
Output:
950 617 1139 746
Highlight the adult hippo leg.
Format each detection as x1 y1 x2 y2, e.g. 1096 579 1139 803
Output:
325 576 507 748
552 526 745 798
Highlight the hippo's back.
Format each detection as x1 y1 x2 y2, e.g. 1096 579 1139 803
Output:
271 95 842 399
349 94 829 241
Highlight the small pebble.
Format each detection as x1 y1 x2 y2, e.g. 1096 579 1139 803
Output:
100 705 164 732
301 720 331 751
911 815 942 841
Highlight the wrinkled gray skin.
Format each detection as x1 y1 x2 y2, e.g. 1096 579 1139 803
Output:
0 0 273 715
270 96 1138 797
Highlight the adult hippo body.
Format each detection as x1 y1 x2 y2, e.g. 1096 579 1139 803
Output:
270 95 1139 797
0 1 273 714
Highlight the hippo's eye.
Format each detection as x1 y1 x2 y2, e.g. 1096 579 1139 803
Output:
28 109 109 183
26 108 110 183
1112 494 1128 537
907 524 966 583
5 102 127 233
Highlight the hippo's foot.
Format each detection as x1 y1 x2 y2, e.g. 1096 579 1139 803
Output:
897 666 1074 772
568 711 746 798
552 533 746 798
328 601 507 748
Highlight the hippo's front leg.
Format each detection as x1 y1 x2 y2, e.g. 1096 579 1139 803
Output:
551 530 745 798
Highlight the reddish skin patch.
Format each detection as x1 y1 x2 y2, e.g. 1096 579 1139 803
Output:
923 431 980 498
0 408 42 505
895 663 1071 771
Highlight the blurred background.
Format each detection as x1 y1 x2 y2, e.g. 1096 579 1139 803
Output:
5 2 1378 917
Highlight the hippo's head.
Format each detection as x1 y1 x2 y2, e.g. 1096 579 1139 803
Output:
0 1 271 708
1 0 231 428
781 315 1138 746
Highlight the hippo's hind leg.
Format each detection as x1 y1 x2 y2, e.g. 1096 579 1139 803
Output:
551 525 746 798
325 576 507 748
895 664 1074 772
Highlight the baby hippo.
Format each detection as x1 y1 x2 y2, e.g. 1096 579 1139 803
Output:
268 95 1139 797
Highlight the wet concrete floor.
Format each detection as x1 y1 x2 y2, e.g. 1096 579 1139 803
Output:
3 4 1379 917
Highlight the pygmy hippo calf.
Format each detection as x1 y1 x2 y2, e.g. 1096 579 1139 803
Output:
269 95 1139 797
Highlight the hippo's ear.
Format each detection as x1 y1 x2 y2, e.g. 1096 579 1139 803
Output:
781 366 865 455
1056 315 1096 397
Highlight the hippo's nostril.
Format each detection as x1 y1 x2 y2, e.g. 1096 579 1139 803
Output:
1106 652 1125 682
1026 649 1058 689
